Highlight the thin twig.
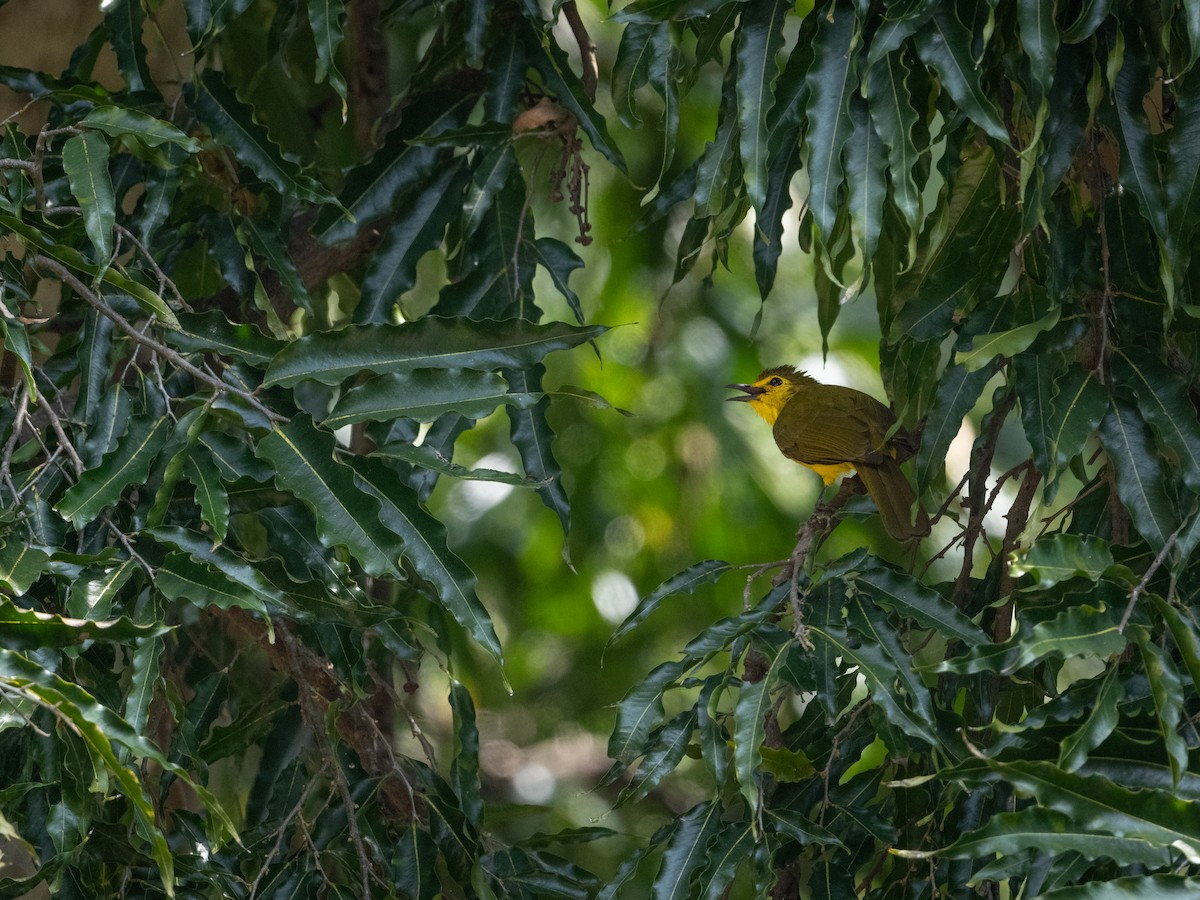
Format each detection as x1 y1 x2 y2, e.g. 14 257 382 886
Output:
33 393 84 476
1120 530 1179 632
0 384 29 500
31 255 286 424
248 761 329 899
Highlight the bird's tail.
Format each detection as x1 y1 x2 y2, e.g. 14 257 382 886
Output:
858 457 930 542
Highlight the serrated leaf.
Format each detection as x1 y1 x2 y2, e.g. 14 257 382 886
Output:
1047 361 1107 479
916 7 1008 142
349 456 502 664
372 441 546 487
188 70 335 206
845 95 887 282
614 0 741 23
104 0 153 93
956 306 1061 372
607 560 733 653
733 638 786 813
148 526 286 611
506 366 572 556
802 5 856 239
166 310 284 367
450 681 482 827
326 369 536 429
1010 534 1115 589
849 560 988 646
1113 350 1200 495
264 317 607 387
255 415 403 577
183 446 229 542
357 161 469 324
867 51 922 229
1135 627 1187 789
530 238 585 324
309 0 348 100
940 602 1127 675
0 597 168 650
0 542 50 595
83 106 200 152
66 558 136 619
56 413 171 527
735 0 789 216
977 758 1200 857
764 808 846 848
1099 400 1179 552
63 132 115 263
907 806 1171 868
813 622 940 745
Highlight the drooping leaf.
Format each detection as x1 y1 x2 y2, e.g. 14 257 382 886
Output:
914 362 993 494
915 6 1008 142
309 0 347 100
801 3 856 239
1099 399 1179 552
83 106 201 152
325 369 536 429
735 0 790 217
1009 534 1116 589
651 800 724 900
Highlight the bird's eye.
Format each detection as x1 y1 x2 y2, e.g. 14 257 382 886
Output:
769 377 783 387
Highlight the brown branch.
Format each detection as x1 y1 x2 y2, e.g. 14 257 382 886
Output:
950 385 1016 611
31 254 286 424
560 1 598 102
993 461 1041 644
1120 530 1179 632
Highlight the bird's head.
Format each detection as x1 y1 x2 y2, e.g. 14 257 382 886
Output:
726 365 813 425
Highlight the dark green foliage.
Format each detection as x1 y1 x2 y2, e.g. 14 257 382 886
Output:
1 0 1199 896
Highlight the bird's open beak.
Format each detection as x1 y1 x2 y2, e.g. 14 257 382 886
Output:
725 383 762 402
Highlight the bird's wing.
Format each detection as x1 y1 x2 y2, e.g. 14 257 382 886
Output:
772 389 891 466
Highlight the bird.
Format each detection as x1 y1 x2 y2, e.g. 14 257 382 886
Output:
727 365 929 541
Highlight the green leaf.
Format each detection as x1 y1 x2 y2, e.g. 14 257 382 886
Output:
1135 626 1187 789
801 3 856 239
372 441 546 487
356 162 469 324
0 214 179 329
309 0 348 100
66 558 136 619
976 758 1200 857
735 0 790 217
696 675 729 788
1057 666 1124 772
849 560 988 646
695 821 754 900
845 95 887 281
915 7 1008 142
813 622 941 745
104 0 153 93
1018 0 1058 98
0 598 168 650
506 366 572 556
866 52 922 230
326 369 535 429
255 415 404 577
83 106 201 152
940 602 1127 675
606 561 733 653
908 806 1171 868
349 456 503 665
617 709 696 807
0 648 174 894
0 542 50 595
1166 70 1200 303
264 317 607 387
166 310 284 367
239 215 313 313
651 800 723 900
1014 351 1061 485
914 362 993 494
450 681 482 827
1039 876 1200 898
1099 400 1179 553
0 311 34 399
733 638 786 814
1047 361 1107 483
148 526 286 612
188 70 335 206
1010 534 1116 589
56 413 172 527
530 238 585 324
765 808 846 849
613 0 741 23
956 306 1061 372
63 132 115 263
183 446 229 542
1149 594 1200 710
609 658 690 764
1113 350 1200 495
